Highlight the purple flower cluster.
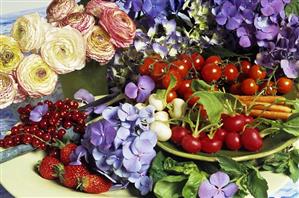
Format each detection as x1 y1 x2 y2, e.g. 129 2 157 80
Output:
71 103 157 195
212 0 290 48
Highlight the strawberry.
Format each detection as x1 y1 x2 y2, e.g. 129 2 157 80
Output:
56 164 90 188
78 175 112 194
38 156 61 180
60 143 77 165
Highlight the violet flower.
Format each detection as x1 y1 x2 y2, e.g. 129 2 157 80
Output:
198 171 238 198
74 88 95 104
125 75 155 103
29 104 48 122
117 103 139 122
70 145 88 165
135 175 153 195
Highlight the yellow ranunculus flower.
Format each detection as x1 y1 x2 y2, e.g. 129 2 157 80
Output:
0 72 17 109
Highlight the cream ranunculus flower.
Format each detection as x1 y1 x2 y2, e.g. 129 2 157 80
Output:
11 13 49 52
0 35 23 73
41 26 86 74
0 72 17 109
86 26 115 64
16 54 58 98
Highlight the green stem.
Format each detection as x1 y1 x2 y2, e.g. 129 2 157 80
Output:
259 127 280 138
194 123 219 137
193 111 201 137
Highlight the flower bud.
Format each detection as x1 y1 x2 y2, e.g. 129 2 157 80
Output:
86 0 118 17
11 13 49 52
41 26 86 74
16 54 58 98
86 26 115 64
0 35 23 73
0 73 17 109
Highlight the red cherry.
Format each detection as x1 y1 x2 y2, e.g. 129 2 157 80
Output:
11 126 19 135
241 128 263 152
171 126 190 145
201 137 223 153
181 135 202 153
214 128 227 141
225 132 241 150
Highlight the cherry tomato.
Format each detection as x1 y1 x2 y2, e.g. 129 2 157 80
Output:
225 132 241 150
201 137 223 153
222 114 246 133
214 128 227 141
171 126 190 145
177 80 193 96
241 78 258 95
184 92 199 106
191 52 205 70
166 90 177 103
170 60 190 78
277 77 293 94
162 70 182 90
151 61 168 80
201 63 222 83
241 128 263 152
240 60 251 75
205 55 221 65
229 83 242 95
179 54 192 69
248 65 266 81
223 63 239 81
181 135 202 153
259 81 277 95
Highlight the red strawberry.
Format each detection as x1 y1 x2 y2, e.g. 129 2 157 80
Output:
78 175 112 194
56 164 90 188
38 156 61 180
60 143 77 165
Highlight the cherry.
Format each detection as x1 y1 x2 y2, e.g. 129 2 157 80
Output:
222 114 246 133
171 126 190 145
214 128 227 141
241 114 254 124
181 135 201 153
201 137 223 153
225 132 241 150
241 128 263 152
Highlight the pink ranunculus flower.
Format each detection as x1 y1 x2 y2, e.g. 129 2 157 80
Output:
86 0 118 17
99 8 136 48
46 0 83 23
0 73 17 109
59 12 95 35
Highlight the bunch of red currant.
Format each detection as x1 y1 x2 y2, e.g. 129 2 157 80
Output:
0 99 86 150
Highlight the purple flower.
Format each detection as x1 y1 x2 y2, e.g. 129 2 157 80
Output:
134 176 153 195
260 0 285 17
29 104 48 122
117 103 139 122
114 123 132 149
254 16 279 42
125 75 155 103
136 105 155 130
85 120 116 151
74 89 95 104
92 148 111 172
281 60 299 79
102 106 120 125
198 171 238 198
70 145 88 165
106 149 124 170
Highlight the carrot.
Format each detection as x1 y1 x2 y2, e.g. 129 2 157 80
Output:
236 95 286 104
249 109 291 120
241 101 292 113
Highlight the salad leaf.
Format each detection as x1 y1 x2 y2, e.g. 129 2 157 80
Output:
213 92 244 114
285 0 299 16
280 113 299 136
191 80 212 92
182 171 206 198
193 91 224 124
217 156 247 177
149 152 168 183
247 166 268 198
164 157 199 175
154 175 187 198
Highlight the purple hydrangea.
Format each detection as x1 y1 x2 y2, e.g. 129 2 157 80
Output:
29 104 48 122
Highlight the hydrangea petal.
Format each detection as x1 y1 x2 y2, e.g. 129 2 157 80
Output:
209 171 230 188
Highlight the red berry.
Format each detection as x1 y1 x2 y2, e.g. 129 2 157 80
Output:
205 56 221 65
55 100 64 108
35 130 44 138
11 126 19 134
191 52 205 70
241 78 258 95
222 114 246 133
58 129 67 139
39 156 61 180
32 138 42 148
201 63 222 83
201 137 223 153
22 134 33 144
181 135 201 153
223 63 239 81
63 121 72 129
69 101 79 109
277 77 293 94
241 128 263 152
225 133 241 150
42 133 51 142
214 128 227 141
60 143 77 165
79 175 112 194
171 126 190 145
39 119 48 129
57 165 90 188
240 60 251 75
248 65 266 81
0 140 4 147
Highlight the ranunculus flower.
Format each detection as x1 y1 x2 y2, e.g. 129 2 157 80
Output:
46 0 83 23
0 73 17 109
100 8 136 48
41 26 86 74
59 12 95 35
86 26 115 64
0 35 23 73
16 54 58 98
11 13 49 52
86 0 118 17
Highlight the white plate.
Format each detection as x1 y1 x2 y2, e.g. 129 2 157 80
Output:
0 150 291 198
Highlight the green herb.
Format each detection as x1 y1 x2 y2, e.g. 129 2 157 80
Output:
285 0 299 16
280 113 299 136
182 171 206 198
164 157 199 175
247 166 268 198
191 79 212 92
154 175 187 198
217 156 246 177
149 152 168 183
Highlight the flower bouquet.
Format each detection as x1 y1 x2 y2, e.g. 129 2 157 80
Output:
1 0 299 198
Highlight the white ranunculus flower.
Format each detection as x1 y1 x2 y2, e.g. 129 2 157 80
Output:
41 26 86 74
11 13 50 52
0 73 17 109
16 54 58 98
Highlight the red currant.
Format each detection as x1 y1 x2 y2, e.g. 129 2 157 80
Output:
57 129 66 139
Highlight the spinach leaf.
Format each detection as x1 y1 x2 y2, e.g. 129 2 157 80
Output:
154 175 187 198
285 0 299 16
182 171 206 198
217 156 247 177
164 157 199 175
213 92 244 114
149 152 167 183
247 166 268 198
281 113 299 136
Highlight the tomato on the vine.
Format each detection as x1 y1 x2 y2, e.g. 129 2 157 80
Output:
277 77 293 94
181 135 201 153
184 92 199 106
240 60 251 75
201 63 222 83
170 60 190 78
166 90 177 103
191 52 205 70
229 83 242 95
151 62 168 80
223 63 239 81
162 69 182 90
179 54 193 69
259 81 277 95
248 65 266 81
177 80 193 96
205 55 221 65
139 56 161 75
241 78 258 95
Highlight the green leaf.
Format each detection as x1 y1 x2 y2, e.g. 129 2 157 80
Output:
285 0 299 16
154 175 187 198
193 91 224 124
149 152 168 183
213 92 244 114
247 167 268 198
156 89 167 101
217 156 246 177
182 171 206 198
281 113 299 136
164 157 200 175
191 80 212 92
288 160 299 182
